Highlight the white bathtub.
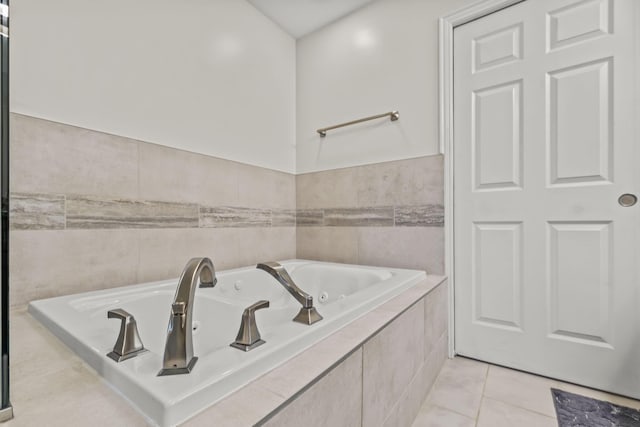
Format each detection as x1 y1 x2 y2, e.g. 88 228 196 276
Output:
28 260 426 426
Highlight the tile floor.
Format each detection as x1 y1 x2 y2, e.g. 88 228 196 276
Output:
413 356 640 427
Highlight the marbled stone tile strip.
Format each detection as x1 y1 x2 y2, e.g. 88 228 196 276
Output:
296 209 324 226
324 207 394 227
200 206 272 228
10 193 66 230
395 204 444 227
272 209 296 227
66 196 199 229
552 388 640 427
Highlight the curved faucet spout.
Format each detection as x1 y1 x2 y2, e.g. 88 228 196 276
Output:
256 261 322 325
257 262 312 308
158 257 216 376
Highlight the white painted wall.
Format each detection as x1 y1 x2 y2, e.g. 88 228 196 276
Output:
296 0 478 173
248 0 376 38
11 0 297 173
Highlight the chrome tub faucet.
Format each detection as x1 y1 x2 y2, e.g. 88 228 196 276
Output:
256 262 322 325
158 257 216 376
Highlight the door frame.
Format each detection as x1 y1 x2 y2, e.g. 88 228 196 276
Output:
438 0 526 357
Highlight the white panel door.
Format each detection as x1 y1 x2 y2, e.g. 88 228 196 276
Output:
454 0 640 397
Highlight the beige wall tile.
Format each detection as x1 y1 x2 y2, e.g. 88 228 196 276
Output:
384 359 436 427
357 227 444 274
137 228 240 283
296 167 358 209
356 155 444 207
136 227 295 284
296 226 358 264
476 397 557 427
295 155 445 277
237 163 296 209
11 230 139 307
363 300 425 426
424 332 449 392
233 227 297 267
257 330 364 401
263 348 362 427
138 141 239 206
11 114 139 198
297 155 443 210
183 384 285 427
425 281 448 357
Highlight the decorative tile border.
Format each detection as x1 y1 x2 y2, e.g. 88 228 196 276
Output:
11 193 65 230
324 207 394 227
10 193 297 230
66 196 199 229
9 192 444 230
296 209 324 226
271 209 297 227
297 205 444 227
200 206 271 228
395 204 444 227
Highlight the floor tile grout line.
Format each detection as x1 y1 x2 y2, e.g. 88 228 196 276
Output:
481 395 558 421
426 403 477 424
481 363 559 419
422 361 481 421
474 395 485 427
474 364 490 422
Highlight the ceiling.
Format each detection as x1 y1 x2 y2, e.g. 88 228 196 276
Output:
247 0 377 39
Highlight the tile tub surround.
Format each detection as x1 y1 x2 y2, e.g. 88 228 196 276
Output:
9 114 447 308
9 275 448 426
9 113 296 308
296 155 445 274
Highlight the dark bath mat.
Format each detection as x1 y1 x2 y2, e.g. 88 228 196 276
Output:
552 388 640 427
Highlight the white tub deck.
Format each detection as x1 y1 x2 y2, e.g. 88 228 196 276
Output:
29 260 426 426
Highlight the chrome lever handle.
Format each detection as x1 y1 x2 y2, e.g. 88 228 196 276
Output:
230 300 270 352
107 308 148 362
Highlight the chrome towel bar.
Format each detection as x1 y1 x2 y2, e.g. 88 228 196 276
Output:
317 111 399 137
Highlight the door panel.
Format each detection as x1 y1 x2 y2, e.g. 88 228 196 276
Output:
547 58 612 185
547 221 612 347
473 80 523 190
454 0 639 397
547 0 612 52
472 222 523 331
473 23 523 72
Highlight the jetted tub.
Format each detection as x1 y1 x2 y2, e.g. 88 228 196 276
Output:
28 260 427 426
